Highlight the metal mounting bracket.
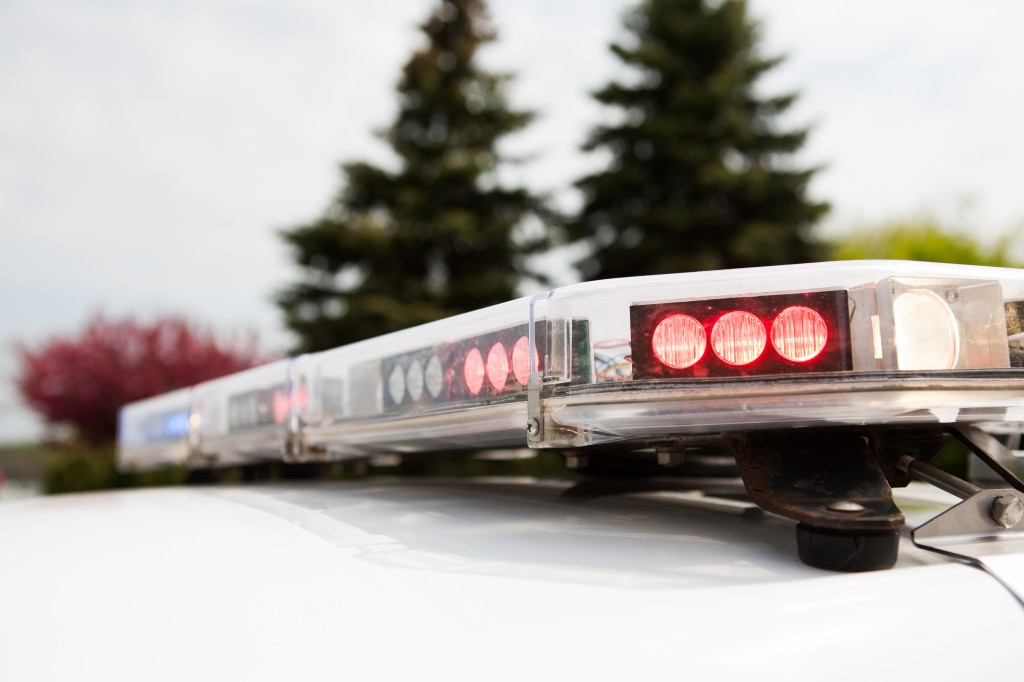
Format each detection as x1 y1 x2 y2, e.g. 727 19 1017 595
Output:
731 428 910 571
903 427 1024 606
949 424 1024 493
526 373 544 444
732 429 906 532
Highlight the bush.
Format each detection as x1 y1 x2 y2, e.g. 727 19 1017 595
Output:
17 313 264 445
44 445 187 495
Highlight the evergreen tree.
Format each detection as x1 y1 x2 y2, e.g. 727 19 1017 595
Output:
278 0 548 352
570 0 828 281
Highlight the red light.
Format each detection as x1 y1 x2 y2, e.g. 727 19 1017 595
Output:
512 336 531 386
711 311 766 366
272 389 289 424
272 385 307 423
487 342 509 391
630 289 850 379
771 306 828 362
651 314 706 369
464 347 485 395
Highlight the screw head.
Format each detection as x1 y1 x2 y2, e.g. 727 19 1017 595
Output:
991 495 1024 529
526 418 540 436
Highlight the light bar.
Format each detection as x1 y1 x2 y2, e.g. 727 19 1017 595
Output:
118 261 1024 470
116 387 192 471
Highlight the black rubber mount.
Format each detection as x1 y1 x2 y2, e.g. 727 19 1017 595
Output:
796 523 900 572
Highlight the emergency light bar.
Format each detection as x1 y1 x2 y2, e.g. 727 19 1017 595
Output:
117 387 192 471
117 261 1024 472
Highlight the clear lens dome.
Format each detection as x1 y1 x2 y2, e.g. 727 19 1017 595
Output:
893 289 960 370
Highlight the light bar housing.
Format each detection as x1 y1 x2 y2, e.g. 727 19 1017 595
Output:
117 387 192 470
117 261 1024 471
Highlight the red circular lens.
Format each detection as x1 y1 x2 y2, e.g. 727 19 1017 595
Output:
272 389 289 424
711 311 766 366
487 342 509 391
512 336 532 386
464 348 485 395
771 306 828 362
651 314 706 369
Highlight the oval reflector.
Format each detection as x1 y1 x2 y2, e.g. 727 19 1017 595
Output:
771 306 828 363
512 336 532 386
464 348 485 395
652 314 706 369
388 364 406 403
711 311 766 366
425 355 443 398
406 359 424 401
487 342 509 391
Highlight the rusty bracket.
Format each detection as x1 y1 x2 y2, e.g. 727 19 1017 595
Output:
731 429 905 533
730 428 945 571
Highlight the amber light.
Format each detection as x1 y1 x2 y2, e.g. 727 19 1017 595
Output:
711 311 767 366
771 306 828 363
652 314 706 369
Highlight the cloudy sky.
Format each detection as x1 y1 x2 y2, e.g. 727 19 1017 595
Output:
2 0 1023 441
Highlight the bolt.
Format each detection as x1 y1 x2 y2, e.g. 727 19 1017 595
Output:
991 495 1024 529
827 500 867 513
526 418 540 436
897 454 915 473
946 289 959 303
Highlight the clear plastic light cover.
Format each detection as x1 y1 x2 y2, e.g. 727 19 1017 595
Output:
116 388 192 471
117 261 1024 470
293 298 563 459
189 359 299 465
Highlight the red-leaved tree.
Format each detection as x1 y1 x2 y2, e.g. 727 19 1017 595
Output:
16 314 266 445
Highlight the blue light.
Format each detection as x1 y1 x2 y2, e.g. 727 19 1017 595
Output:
161 411 190 439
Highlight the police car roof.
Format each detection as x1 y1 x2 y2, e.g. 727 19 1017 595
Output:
2 478 1022 680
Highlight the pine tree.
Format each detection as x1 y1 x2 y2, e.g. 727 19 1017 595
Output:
277 0 548 353
570 0 828 281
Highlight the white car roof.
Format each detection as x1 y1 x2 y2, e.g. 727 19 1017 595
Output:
1 479 1022 680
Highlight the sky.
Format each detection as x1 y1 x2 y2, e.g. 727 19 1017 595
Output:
2 0 1024 442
